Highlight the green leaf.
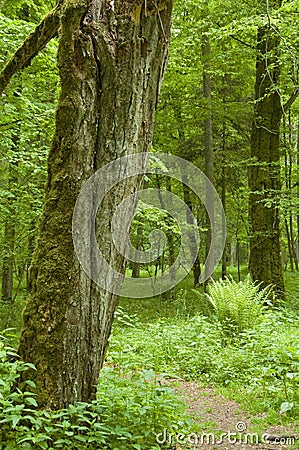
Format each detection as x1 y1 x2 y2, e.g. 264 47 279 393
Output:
280 402 294 413
25 397 38 407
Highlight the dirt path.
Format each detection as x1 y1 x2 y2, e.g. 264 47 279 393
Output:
173 381 299 450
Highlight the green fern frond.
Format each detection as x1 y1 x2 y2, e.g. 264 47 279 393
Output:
202 277 272 334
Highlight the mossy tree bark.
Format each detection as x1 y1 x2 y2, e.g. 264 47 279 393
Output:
249 4 285 297
18 0 173 409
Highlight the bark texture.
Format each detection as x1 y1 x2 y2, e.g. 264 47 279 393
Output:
249 11 285 297
18 0 173 409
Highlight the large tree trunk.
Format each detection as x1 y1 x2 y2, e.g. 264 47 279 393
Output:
249 4 285 298
18 0 173 409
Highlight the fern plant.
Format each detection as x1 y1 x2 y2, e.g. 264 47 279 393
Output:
204 277 272 334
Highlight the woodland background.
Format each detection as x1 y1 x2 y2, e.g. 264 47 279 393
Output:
0 0 299 449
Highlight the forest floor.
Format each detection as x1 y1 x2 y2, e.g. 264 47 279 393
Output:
172 381 299 450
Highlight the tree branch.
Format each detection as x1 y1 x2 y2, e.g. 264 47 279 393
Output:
0 119 22 128
0 4 61 95
282 87 299 113
229 34 255 49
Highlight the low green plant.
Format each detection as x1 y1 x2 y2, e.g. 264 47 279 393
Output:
244 311 299 417
0 333 192 449
108 306 299 420
202 276 272 334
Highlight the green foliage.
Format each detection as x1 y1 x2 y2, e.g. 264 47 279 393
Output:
0 0 298 443
231 310 299 418
110 285 299 420
284 271 299 312
119 278 206 322
1 276 299 447
202 277 272 334
0 7 58 306
0 334 191 449
0 0 53 23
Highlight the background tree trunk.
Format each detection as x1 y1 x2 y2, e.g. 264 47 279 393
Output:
18 0 173 409
182 177 201 287
1 136 19 302
201 28 214 290
297 121 299 264
131 216 144 279
249 5 285 298
221 132 227 280
2 219 15 302
155 174 175 299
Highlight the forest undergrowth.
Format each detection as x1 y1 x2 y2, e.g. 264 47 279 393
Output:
0 270 298 449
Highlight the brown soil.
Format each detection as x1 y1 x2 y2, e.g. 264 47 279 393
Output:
171 381 299 450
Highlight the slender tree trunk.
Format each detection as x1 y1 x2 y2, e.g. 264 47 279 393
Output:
283 123 294 271
297 121 299 265
288 113 299 270
282 114 298 271
249 5 285 298
156 174 175 299
2 132 19 302
131 178 149 279
237 238 241 281
2 222 15 302
165 177 176 291
201 28 214 290
285 219 293 271
18 0 173 409
175 114 200 287
181 178 201 287
131 216 144 278
290 215 298 270
26 216 36 291
221 126 227 279
2 178 16 303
